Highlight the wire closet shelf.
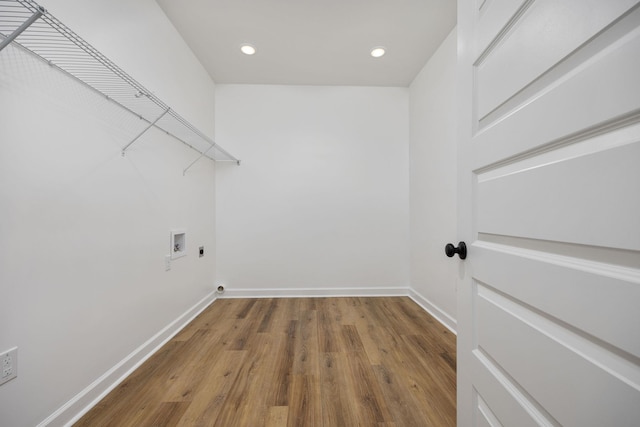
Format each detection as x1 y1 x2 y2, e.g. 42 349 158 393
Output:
0 0 240 171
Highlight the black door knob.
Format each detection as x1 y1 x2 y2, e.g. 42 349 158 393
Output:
445 242 467 259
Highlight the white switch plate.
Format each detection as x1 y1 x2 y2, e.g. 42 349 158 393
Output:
0 347 17 386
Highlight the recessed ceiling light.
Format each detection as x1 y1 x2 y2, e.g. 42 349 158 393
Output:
370 47 386 58
240 44 256 55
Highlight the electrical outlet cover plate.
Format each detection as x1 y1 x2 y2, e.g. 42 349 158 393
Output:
0 347 17 386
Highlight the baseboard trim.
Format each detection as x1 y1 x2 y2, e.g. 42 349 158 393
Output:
221 286 410 299
408 288 457 334
38 291 218 427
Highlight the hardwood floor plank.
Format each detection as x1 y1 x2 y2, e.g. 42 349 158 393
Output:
319 352 359 427
265 406 289 427
344 349 394 424
257 298 279 333
398 336 456 426
175 350 248 427
376 326 456 426
212 333 275 426
359 297 393 327
340 324 366 352
316 298 341 353
144 401 191 427
73 342 181 427
373 363 430 427
336 297 364 325
283 298 301 323
235 298 257 319
292 309 319 375
160 329 223 402
75 297 456 426
287 374 320 427
268 319 296 407
172 299 235 342
352 302 385 365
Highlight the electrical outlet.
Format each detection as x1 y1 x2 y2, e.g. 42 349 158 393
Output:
0 347 17 386
165 255 171 271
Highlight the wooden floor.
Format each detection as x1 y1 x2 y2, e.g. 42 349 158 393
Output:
76 297 456 426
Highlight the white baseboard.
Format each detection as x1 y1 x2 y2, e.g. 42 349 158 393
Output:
38 291 218 427
408 288 457 334
221 286 409 299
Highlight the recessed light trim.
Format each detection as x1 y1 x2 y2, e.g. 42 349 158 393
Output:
370 47 386 58
240 44 256 55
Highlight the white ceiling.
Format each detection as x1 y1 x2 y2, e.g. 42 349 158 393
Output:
155 0 456 87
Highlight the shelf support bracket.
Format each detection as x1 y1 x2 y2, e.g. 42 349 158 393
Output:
183 149 240 174
121 108 170 156
0 5 46 53
183 145 215 176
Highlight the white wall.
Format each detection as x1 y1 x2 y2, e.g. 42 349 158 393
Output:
409 29 458 330
0 1 218 425
215 85 410 295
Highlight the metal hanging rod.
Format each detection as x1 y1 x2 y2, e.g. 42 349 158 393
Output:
0 0 240 166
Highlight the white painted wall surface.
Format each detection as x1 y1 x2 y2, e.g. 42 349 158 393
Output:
0 1 217 425
215 85 410 295
408 29 458 329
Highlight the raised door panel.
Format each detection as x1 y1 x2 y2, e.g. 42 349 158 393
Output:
473 243 640 359
474 4 640 167
477 0 529 53
475 0 638 122
475 284 640 426
477 140 640 251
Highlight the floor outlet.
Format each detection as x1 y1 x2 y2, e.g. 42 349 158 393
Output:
0 347 17 386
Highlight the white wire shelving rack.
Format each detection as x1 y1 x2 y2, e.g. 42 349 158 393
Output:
0 0 240 173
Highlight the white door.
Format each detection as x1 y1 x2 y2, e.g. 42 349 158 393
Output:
456 1 640 426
